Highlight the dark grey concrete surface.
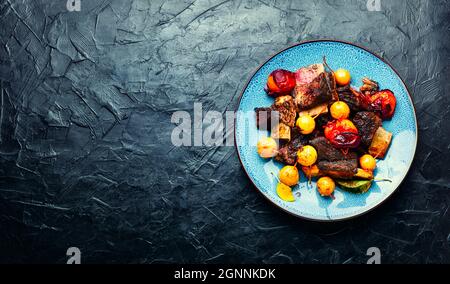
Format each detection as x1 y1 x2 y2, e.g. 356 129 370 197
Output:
0 0 449 263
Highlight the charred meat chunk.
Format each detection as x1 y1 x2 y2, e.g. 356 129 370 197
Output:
315 113 333 131
273 95 297 127
255 107 273 130
255 96 296 130
275 130 309 165
295 63 325 85
310 137 357 162
337 85 370 112
360 77 379 95
294 72 334 111
353 111 382 147
317 160 358 179
310 136 358 179
307 114 333 139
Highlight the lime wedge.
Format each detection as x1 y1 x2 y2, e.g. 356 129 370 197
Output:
276 183 295 202
336 179 373 194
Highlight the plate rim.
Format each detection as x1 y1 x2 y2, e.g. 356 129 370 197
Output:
234 39 418 222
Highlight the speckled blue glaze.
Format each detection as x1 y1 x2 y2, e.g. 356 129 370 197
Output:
235 41 417 221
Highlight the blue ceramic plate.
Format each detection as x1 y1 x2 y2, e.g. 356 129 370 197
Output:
235 40 417 221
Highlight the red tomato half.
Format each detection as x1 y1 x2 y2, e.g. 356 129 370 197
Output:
265 69 296 97
324 119 361 149
370 90 396 119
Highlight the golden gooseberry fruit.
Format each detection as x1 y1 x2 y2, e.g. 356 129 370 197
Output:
330 101 351 119
276 183 295 202
297 145 318 167
317 176 336 197
360 154 377 171
296 115 316 135
335 68 351 86
279 165 300 186
257 137 278 158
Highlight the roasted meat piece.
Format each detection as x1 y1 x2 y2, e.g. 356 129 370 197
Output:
317 160 358 179
273 95 296 127
255 107 274 130
255 95 296 130
360 78 379 95
293 72 334 110
310 137 357 161
337 85 370 112
295 63 325 85
275 129 308 165
314 114 333 131
353 111 382 147
310 137 358 179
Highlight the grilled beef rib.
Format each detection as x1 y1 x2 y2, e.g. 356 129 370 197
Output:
353 111 382 148
294 72 334 111
310 136 358 179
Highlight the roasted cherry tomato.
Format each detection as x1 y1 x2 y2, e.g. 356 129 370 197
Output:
370 90 396 119
324 119 361 149
265 69 296 97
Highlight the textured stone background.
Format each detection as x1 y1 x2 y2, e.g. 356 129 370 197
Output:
0 0 449 263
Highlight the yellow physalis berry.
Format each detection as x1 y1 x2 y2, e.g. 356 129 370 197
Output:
279 165 300 186
297 145 318 167
360 154 377 171
317 176 335 197
330 101 350 119
296 115 316 135
335 68 351 86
